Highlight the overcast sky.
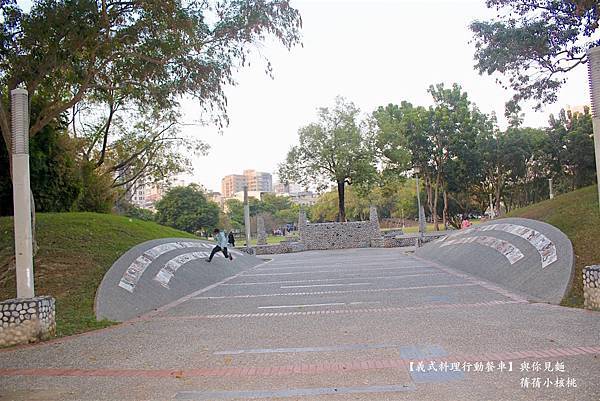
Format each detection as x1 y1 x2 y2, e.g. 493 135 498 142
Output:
182 0 591 192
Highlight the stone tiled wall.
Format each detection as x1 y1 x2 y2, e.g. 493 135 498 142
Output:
238 247 256 255
251 207 447 255
0 296 55 347
299 206 383 251
583 265 600 311
383 229 405 238
255 241 306 255
300 221 379 250
383 234 446 248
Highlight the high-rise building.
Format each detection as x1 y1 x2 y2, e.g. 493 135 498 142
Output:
221 170 272 197
221 174 246 198
243 170 272 192
127 180 167 212
274 182 302 195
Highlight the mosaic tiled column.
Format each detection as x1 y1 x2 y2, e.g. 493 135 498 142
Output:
0 296 55 347
583 265 600 311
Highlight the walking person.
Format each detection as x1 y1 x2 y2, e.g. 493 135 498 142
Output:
461 214 472 229
228 231 235 248
206 228 233 262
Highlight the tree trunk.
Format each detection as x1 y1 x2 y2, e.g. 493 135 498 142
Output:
433 172 440 231
495 177 502 217
425 176 433 223
336 180 346 222
443 190 448 230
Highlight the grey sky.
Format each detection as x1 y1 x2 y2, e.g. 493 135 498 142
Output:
180 0 590 192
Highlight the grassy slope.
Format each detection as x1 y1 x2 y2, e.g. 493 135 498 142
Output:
507 185 600 307
0 212 195 336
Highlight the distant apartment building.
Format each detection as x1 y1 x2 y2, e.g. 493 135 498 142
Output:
274 182 302 195
565 104 591 115
289 191 318 206
221 170 273 197
221 174 246 198
128 180 167 212
232 190 265 202
244 170 272 192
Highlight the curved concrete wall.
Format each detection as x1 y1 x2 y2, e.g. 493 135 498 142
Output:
95 238 263 321
416 218 574 304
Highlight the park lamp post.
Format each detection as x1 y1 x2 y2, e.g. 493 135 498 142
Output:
587 46 600 212
414 166 425 247
11 87 35 298
243 185 251 247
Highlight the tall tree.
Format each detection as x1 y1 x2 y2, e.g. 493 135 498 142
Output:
425 83 481 230
75 106 209 200
0 0 302 155
547 108 596 190
0 108 82 215
372 103 413 178
470 0 599 111
279 97 377 222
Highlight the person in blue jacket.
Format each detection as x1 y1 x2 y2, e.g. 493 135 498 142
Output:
206 228 233 262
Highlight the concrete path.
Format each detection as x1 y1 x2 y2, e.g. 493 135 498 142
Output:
0 248 598 400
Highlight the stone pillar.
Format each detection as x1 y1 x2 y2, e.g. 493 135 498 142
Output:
299 209 307 228
298 209 307 243
243 186 251 247
369 206 380 230
583 265 600 311
0 296 55 347
257 215 267 246
369 206 384 248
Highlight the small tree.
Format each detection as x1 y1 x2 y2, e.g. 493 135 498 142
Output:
155 184 219 234
279 97 377 222
224 199 245 230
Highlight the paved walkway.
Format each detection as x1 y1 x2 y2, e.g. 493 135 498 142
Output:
0 248 598 400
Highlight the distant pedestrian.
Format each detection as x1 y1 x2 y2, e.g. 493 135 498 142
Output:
206 228 233 262
461 215 472 229
228 231 235 247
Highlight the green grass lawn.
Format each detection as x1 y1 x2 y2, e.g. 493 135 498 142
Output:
384 219 483 234
507 185 600 308
0 212 195 337
248 235 298 246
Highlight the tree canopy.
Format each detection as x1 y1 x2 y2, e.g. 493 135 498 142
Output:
155 184 219 234
470 0 599 112
0 0 302 151
279 97 377 222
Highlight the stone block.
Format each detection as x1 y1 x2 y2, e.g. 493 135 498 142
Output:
257 215 267 246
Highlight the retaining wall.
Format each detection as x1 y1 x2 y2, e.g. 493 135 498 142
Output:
416 218 574 304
